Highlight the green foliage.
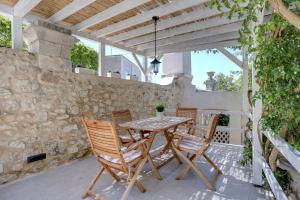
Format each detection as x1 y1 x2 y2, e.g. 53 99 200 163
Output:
239 138 253 166
218 114 230 126
156 104 165 112
215 71 242 92
0 15 11 48
254 15 300 150
71 43 98 71
210 0 300 194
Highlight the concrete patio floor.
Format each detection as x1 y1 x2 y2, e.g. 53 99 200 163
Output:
0 136 274 200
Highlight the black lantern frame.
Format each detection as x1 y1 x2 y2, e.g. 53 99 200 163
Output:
150 16 161 75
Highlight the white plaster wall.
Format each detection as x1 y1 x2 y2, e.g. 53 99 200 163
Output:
103 55 141 80
103 56 121 75
163 52 191 76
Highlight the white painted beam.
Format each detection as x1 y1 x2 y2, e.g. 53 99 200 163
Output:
125 14 240 47
11 16 23 50
92 0 209 37
264 131 300 174
149 40 240 56
0 3 13 16
217 47 243 68
146 32 240 55
132 53 145 75
74 31 145 56
135 22 242 50
108 5 228 43
73 0 151 31
260 156 288 200
13 0 42 17
48 0 96 23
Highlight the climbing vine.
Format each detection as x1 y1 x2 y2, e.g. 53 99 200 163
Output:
210 0 300 196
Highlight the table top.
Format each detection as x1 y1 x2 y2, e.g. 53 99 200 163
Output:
119 116 192 132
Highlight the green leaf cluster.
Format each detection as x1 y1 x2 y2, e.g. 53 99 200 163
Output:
215 71 242 92
70 43 98 71
0 15 12 48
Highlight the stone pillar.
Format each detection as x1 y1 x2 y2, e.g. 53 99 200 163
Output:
23 20 78 72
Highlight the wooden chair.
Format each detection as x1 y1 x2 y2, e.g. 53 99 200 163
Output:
112 110 149 145
173 114 222 191
82 119 150 200
175 107 198 135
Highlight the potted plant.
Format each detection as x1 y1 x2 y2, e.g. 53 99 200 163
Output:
156 103 165 120
107 71 112 77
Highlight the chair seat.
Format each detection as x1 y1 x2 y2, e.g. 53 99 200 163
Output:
176 127 190 135
100 147 142 164
120 132 150 141
179 138 202 151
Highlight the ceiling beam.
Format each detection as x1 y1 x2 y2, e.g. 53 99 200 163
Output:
73 31 145 56
217 47 243 68
0 3 13 16
145 32 240 56
135 21 243 51
124 14 240 47
48 0 96 23
92 0 209 37
13 0 42 17
152 40 240 56
108 5 228 43
73 0 151 31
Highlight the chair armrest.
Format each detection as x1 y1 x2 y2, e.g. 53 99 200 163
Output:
122 139 148 153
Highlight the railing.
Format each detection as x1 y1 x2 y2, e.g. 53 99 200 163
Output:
248 112 300 200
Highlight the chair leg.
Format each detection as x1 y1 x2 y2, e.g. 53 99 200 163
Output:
175 154 196 180
174 149 215 191
147 155 163 180
121 157 148 200
82 166 105 199
129 170 146 193
203 153 223 175
104 165 121 182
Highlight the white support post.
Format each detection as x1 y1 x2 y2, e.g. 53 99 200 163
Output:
98 42 105 76
242 47 249 140
132 53 146 77
251 1 266 186
11 16 23 50
143 55 148 82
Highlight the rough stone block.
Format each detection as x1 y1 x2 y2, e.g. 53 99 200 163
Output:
0 163 3 174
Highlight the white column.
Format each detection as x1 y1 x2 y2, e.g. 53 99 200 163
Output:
143 55 148 82
251 2 265 186
11 16 23 50
242 47 249 140
98 42 105 76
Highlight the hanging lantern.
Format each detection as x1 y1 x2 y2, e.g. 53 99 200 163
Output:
150 16 161 75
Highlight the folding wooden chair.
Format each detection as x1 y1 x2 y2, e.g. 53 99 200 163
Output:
112 110 149 146
173 114 222 191
82 119 149 200
175 107 198 135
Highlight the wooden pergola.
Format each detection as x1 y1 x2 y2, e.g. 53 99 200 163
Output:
2 1 296 199
0 0 245 69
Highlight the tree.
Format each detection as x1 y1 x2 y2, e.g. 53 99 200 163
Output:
71 43 98 71
215 71 242 92
0 15 11 48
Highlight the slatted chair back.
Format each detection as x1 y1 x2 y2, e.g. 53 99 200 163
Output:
83 119 122 161
205 114 219 143
176 107 197 124
112 109 133 128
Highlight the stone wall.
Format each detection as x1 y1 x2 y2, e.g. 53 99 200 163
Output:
0 48 180 184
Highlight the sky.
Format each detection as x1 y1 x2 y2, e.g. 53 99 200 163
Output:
77 36 242 90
